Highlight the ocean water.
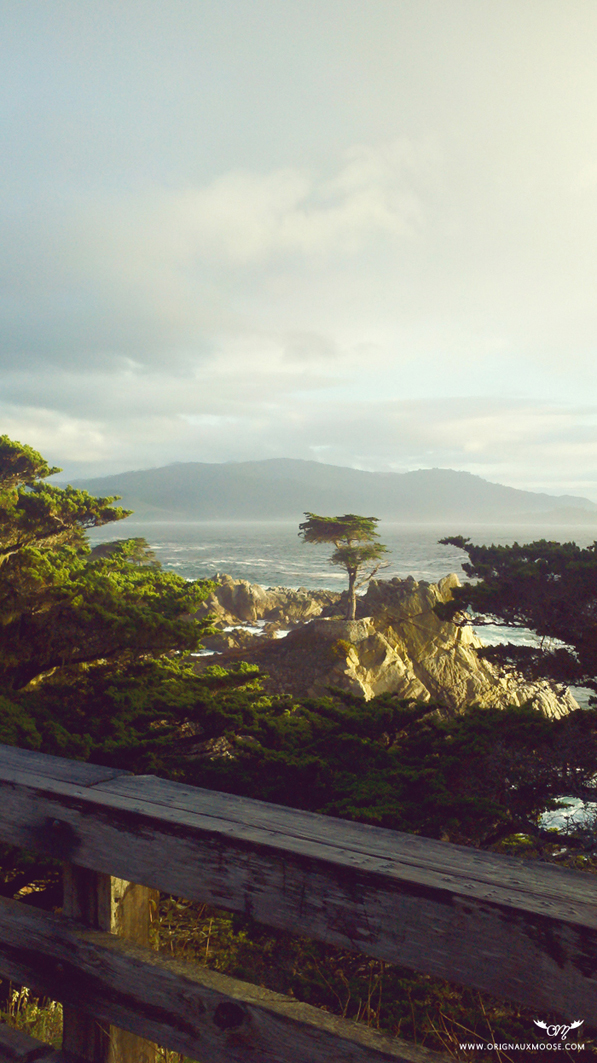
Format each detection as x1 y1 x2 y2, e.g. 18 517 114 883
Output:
89 518 594 824
89 519 596 824
88 518 595 708
88 519 597 591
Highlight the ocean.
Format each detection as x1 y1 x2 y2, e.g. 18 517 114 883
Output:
88 518 596 823
88 518 596 708
87 518 597 590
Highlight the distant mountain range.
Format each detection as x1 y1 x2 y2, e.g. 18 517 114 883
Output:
64 459 597 524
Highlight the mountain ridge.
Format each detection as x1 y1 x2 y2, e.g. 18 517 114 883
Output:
62 458 597 523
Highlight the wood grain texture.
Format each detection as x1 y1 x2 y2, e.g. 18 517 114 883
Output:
0 1044 75 1063
62 866 156 1063
0 896 448 1063
0 747 128 788
0 1021 56 1061
97 774 597 905
0 747 596 1020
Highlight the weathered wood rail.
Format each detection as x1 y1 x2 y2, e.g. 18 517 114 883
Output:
0 743 595 1063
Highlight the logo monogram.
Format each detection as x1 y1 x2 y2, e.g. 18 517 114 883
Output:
534 1019 584 1041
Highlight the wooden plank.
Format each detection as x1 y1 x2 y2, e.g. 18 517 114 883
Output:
0 746 128 788
3 745 591 906
0 1055 58 1063
0 751 596 1019
0 1022 56 1061
2 764 594 917
62 866 156 1063
0 1050 73 1063
2 746 590 906
61 864 114 1063
104 879 157 1063
95 773 597 903
0 896 448 1063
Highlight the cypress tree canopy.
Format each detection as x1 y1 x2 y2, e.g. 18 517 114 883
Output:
298 512 388 619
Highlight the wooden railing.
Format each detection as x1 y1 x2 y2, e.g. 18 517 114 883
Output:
0 743 595 1063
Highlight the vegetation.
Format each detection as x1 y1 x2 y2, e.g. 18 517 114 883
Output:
4 670 595 850
298 512 388 619
0 434 262 900
1 441 597 1058
0 985 62 1048
438 535 597 700
170 690 597 849
150 893 569 1062
0 435 218 693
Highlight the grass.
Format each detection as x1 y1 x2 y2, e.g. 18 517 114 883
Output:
149 892 597 1062
3 850 596 1062
0 986 193 1063
0 984 62 1047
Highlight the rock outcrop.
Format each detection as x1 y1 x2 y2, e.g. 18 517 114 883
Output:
195 574 340 652
194 574 576 717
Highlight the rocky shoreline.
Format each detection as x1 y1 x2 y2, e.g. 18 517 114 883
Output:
192 573 577 717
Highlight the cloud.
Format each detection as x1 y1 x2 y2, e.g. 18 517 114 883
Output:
168 140 426 263
571 162 597 194
5 363 596 499
0 140 429 371
0 404 106 464
283 332 338 363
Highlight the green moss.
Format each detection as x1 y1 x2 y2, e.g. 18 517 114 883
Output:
330 638 356 659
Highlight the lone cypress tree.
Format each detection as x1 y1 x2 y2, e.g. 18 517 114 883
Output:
299 513 388 620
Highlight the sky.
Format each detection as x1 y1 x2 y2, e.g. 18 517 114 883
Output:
2 0 597 498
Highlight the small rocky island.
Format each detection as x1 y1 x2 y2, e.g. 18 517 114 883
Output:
193 573 577 717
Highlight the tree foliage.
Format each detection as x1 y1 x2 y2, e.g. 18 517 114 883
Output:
2 446 596 1052
298 513 387 619
182 691 597 849
2 432 591 854
1 440 596 950
0 435 130 563
7 662 596 851
438 535 597 697
0 437 215 691
1 439 594 853
0 657 261 770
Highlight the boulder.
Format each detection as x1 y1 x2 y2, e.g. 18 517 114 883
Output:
195 574 576 717
194 573 341 626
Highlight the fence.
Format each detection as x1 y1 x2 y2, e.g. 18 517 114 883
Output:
0 742 595 1062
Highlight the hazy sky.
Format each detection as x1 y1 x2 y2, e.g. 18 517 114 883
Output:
2 0 597 496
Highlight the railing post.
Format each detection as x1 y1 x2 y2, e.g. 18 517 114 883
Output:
62 865 157 1063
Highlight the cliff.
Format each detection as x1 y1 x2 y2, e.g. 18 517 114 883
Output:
194 574 577 717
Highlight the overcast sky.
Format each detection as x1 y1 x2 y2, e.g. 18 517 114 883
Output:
2 0 597 497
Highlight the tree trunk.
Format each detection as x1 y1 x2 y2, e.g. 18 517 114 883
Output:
346 570 357 620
